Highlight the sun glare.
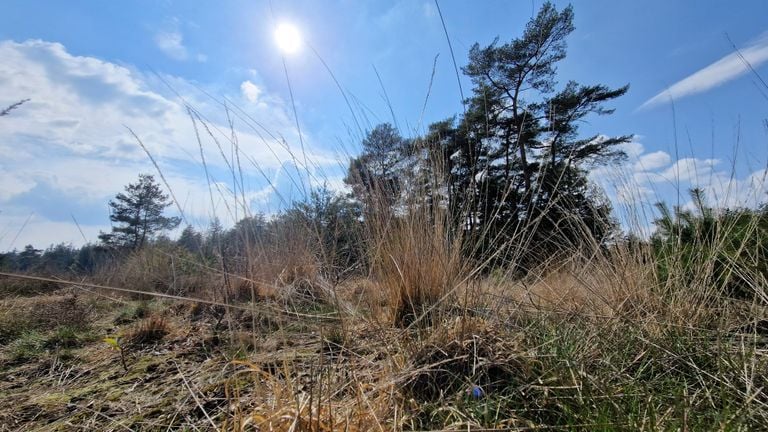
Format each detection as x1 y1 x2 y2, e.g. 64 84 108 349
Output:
274 23 301 54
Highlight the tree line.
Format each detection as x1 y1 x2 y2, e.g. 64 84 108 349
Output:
5 3 628 277
3 2 767 299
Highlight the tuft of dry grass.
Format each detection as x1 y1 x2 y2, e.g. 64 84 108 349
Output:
126 314 170 346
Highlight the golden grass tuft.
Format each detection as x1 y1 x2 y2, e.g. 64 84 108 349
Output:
126 314 170 346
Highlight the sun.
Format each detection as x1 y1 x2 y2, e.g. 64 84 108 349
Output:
274 23 302 54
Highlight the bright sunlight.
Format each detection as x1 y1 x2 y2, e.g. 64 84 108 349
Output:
274 22 301 54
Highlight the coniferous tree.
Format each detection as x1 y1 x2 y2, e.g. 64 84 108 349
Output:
345 123 409 207
222 214 267 259
177 225 203 254
99 174 180 250
203 217 224 258
457 1 629 268
17 245 42 271
38 243 78 274
652 189 768 298
284 186 364 279
74 243 112 274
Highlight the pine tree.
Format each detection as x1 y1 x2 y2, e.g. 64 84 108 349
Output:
456 1 629 268
177 225 203 254
203 217 224 258
17 245 42 271
652 189 768 298
99 174 180 250
345 123 409 207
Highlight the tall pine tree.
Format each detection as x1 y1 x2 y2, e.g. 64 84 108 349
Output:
455 1 630 269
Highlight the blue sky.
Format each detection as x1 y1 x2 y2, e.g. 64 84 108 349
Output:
1 0 767 249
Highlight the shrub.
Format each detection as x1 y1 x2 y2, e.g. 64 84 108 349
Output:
653 188 768 300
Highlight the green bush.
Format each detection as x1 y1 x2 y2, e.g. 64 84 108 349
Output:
653 188 768 299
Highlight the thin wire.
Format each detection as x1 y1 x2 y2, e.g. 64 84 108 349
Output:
0 271 340 321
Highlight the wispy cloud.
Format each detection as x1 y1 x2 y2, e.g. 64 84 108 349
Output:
639 32 768 110
153 19 207 63
240 80 263 103
154 30 189 61
590 137 768 238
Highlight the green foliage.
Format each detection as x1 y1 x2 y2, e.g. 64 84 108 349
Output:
37 243 78 274
73 243 113 274
202 217 225 258
345 123 409 206
406 318 768 430
99 174 181 250
1 242 95 275
456 2 628 270
104 336 128 371
114 301 151 325
282 186 364 280
8 330 46 361
45 325 92 349
103 336 121 349
221 214 267 259
652 188 768 299
0 312 30 344
17 245 42 271
177 225 203 254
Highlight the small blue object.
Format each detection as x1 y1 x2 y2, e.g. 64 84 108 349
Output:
467 385 484 399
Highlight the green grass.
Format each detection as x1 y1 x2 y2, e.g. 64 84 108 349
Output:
8 330 46 362
44 325 95 349
401 318 767 430
113 300 151 325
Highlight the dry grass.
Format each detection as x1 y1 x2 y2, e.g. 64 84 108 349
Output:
126 314 170 346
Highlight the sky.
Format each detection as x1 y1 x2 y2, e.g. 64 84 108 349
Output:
1 0 768 250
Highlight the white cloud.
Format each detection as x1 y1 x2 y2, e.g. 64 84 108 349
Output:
616 183 654 205
635 151 671 171
640 32 768 110
617 140 645 159
0 169 36 201
240 80 262 103
154 24 207 63
0 39 341 250
590 136 768 239
658 157 719 184
154 30 189 61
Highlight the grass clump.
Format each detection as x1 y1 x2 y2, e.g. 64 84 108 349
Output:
7 330 46 362
113 300 151 325
126 315 170 346
0 310 31 344
44 325 94 350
